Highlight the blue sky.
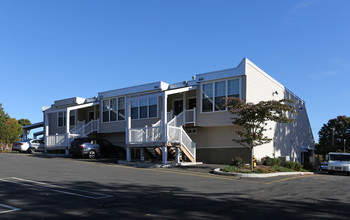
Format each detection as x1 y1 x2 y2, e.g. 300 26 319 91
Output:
0 0 349 142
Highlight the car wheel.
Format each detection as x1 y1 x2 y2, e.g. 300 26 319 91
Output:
87 150 97 159
28 147 36 154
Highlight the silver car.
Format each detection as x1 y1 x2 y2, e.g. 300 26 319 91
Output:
69 137 126 159
12 139 45 154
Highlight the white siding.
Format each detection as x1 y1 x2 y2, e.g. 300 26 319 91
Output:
245 60 314 162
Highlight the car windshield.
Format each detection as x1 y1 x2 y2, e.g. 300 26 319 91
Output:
329 154 350 161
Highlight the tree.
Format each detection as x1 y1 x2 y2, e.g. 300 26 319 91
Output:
0 118 22 144
225 97 296 170
317 116 350 155
17 118 32 139
0 104 29 145
0 103 9 127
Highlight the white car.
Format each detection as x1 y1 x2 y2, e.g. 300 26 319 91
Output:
12 139 45 154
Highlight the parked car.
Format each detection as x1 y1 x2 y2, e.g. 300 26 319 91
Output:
12 139 45 153
69 137 126 159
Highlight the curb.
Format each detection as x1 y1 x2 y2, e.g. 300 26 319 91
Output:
213 168 314 178
118 160 203 168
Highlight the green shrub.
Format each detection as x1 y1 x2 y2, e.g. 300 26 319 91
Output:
221 166 240 173
284 161 303 171
229 156 245 168
262 156 281 166
271 158 281 166
262 156 273 166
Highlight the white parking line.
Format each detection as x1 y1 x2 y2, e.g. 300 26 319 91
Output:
0 203 21 214
0 177 113 200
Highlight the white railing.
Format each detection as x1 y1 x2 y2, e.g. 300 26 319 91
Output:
128 126 163 144
167 125 195 159
184 108 196 125
73 119 99 137
127 108 196 161
70 120 85 134
167 111 173 122
152 120 161 127
46 134 67 147
167 108 196 128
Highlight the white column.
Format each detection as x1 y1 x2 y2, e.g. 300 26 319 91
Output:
183 92 186 124
44 112 49 152
162 93 168 142
162 145 168 165
126 100 132 162
65 109 70 155
126 100 131 144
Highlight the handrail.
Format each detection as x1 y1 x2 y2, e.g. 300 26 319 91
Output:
167 125 195 158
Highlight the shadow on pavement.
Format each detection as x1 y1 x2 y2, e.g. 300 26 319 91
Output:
0 179 348 219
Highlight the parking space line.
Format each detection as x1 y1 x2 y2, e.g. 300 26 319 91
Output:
265 175 309 184
52 158 309 185
0 177 113 200
0 203 21 214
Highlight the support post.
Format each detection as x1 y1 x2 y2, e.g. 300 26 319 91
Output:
140 148 145 161
127 147 131 161
162 93 168 142
162 145 168 165
193 107 196 126
126 101 131 144
175 147 181 163
65 109 70 155
183 92 186 124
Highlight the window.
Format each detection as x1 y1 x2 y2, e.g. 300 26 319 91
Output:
58 111 66 127
140 98 148 119
58 111 76 127
228 79 240 98
102 97 126 122
118 97 125 121
130 96 158 120
69 110 76 126
110 98 117 122
215 81 226 111
202 83 213 112
103 100 110 122
131 100 139 119
201 78 240 112
149 97 157 118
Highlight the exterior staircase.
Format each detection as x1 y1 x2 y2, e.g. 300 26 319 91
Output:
128 109 196 162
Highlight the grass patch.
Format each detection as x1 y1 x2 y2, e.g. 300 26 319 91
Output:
221 165 308 174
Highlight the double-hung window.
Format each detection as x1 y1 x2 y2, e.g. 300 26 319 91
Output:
103 100 110 122
110 98 117 122
69 110 76 126
202 83 213 112
201 78 240 112
140 98 148 119
58 110 76 127
58 111 66 127
118 97 125 121
102 97 126 122
130 96 158 120
131 100 139 120
149 97 157 118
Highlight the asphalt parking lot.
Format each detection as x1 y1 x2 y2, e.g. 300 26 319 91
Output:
1 153 350 219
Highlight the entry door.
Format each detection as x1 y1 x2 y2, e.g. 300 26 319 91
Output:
174 100 183 115
188 98 196 109
88 112 95 121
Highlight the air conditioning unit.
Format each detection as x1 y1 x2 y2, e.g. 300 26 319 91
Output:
278 156 290 166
